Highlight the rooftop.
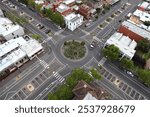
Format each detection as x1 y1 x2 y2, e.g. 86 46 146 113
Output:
63 0 75 5
121 21 150 40
56 4 70 13
105 32 137 59
0 36 43 72
133 9 150 22
65 13 83 22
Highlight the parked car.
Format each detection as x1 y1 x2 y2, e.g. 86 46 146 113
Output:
45 29 51 34
126 71 134 77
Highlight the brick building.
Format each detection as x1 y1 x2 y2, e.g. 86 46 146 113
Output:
119 21 150 41
79 4 92 19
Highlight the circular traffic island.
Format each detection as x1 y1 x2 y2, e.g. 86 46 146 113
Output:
62 40 87 60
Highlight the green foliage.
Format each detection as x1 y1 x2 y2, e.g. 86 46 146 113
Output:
137 69 150 86
18 0 28 5
35 4 42 13
96 8 101 14
90 68 102 80
120 57 134 70
63 40 86 60
48 68 93 100
144 21 150 26
31 34 41 40
4 12 28 25
95 15 99 19
137 38 150 53
103 44 120 61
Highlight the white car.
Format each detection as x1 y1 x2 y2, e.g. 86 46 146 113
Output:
126 71 134 77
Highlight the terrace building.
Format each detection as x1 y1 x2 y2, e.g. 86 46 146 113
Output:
0 36 43 74
104 32 137 60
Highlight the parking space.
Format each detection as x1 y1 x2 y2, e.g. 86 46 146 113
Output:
12 94 21 100
38 74 47 81
35 77 43 84
7 58 64 100
22 87 31 96
30 80 39 89
99 67 146 100
17 90 26 99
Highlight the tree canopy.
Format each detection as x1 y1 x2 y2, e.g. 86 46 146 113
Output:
48 68 94 100
103 44 120 61
90 68 102 80
136 38 150 53
137 69 150 86
120 57 134 70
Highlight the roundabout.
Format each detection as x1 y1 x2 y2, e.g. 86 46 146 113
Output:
62 40 87 61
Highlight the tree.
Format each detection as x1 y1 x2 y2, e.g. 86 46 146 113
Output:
103 44 120 61
96 8 101 14
137 69 150 86
52 12 65 27
28 0 35 8
35 4 42 13
45 9 53 18
120 57 134 70
144 21 150 26
18 0 28 5
90 68 102 80
137 38 150 53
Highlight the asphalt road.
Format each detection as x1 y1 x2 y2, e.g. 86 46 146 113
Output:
0 0 147 100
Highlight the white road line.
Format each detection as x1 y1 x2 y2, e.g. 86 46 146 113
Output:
16 94 22 100
108 63 150 94
21 89 28 97
0 64 42 97
4 91 16 100
102 66 146 99
95 81 124 100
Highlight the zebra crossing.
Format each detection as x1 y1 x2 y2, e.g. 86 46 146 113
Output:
35 55 49 69
53 71 64 83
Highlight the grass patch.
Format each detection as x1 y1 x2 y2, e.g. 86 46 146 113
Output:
4 11 28 25
63 40 86 60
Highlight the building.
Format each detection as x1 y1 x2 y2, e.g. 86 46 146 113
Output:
72 80 107 100
128 15 150 32
133 9 150 22
63 0 75 7
56 4 72 16
34 0 46 5
86 0 103 8
0 36 43 74
79 4 92 19
138 1 150 11
104 32 137 60
64 13 83 31
119 21 150 41
0 18 25 40
106 0 120 5
0 9 4 17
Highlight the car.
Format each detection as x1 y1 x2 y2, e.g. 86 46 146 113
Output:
85 23 90 27
126 71 134 77
58 26 62 29
89 40 96 49
45 29 51 34
40 25 44 29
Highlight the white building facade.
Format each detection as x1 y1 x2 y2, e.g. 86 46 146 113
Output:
0 36 43 74
64 13 83 31
104 32 137 60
